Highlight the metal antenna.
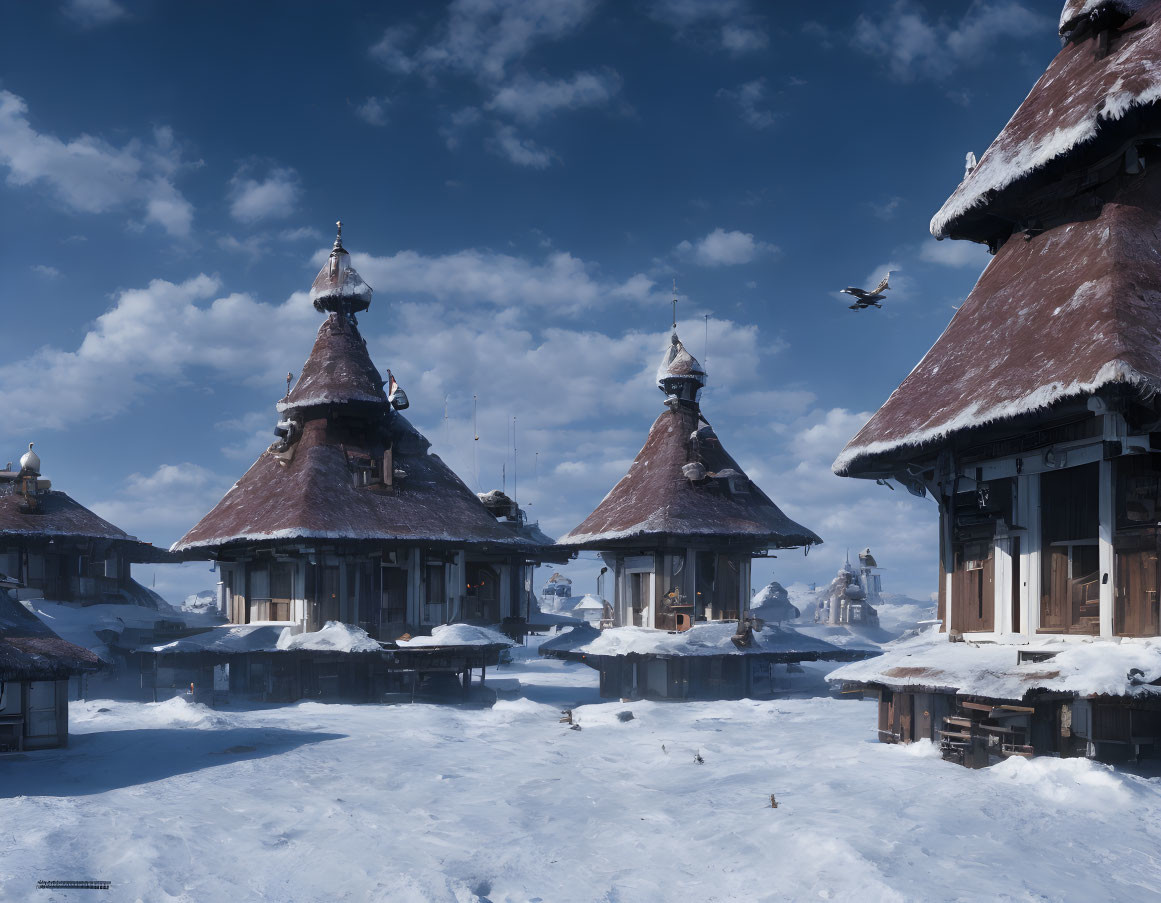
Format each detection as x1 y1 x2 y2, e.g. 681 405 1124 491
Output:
672 278 678 331
285 371 294 400
704 313 710 374
512 416 517 509
472 395 480 491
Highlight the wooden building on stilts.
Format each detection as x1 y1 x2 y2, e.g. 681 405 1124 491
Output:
545 316 861 700
168 224 555 701
830 0 1161 765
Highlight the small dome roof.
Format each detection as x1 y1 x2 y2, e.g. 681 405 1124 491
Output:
655 331 706 390
310 222 372 314
19 443 40 475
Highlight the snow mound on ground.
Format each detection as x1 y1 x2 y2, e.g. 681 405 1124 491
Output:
71 697 231 731
397 624 514 648
277 621 382 652
988 756 1133 807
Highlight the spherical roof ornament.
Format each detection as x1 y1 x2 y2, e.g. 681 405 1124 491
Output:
19 442 40 475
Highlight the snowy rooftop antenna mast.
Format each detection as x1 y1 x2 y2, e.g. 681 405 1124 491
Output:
672 278 678 332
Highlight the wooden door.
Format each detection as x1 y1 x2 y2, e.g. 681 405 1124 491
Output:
321 567 340 623
1115 528 1160 637
951 541 994 633
381 567 407 633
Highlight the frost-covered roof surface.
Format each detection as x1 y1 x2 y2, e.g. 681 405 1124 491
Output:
175 312 540 552
932 1 1161 239
559 404 819 548
654 332 706 387
836 172 1161 476
0 482 169 561
396 623 513 648
175 411 537 551
0 593 101 679
278 313 386 412
548 621 849 659
830 627 1161 699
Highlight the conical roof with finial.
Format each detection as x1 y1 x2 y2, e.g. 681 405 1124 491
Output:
559 333 819 550
278 312 388 412
175 226 550 554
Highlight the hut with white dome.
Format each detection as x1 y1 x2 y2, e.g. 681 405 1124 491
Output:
0 444 176 606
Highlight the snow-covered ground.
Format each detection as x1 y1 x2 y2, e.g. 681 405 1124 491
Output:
3 642 1161 902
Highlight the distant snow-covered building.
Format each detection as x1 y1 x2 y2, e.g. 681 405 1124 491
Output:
571 594 608 627
831 2 1161 766
815 553 881 628
540 572 573 613
749 581 800 623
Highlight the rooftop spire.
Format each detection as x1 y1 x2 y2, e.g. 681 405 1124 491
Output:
310 220 372 316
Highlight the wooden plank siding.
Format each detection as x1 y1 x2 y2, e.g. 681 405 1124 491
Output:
951 542 994 633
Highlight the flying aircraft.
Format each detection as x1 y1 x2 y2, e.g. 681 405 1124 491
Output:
841 272 890 310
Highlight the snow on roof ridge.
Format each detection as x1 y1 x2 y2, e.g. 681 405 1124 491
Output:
833 358 1150 475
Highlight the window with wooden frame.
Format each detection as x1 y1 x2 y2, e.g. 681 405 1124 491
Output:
270 562 293 622
1039 462 1100 634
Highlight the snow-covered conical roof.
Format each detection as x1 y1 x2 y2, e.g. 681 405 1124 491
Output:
656 331 706 391
310 222 372 315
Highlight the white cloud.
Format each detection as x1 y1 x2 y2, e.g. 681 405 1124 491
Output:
369 25 418 74
31 264 63 279
676 227 777 266
228 166 301 223
355 97 389 127
852 1 1050 81
0 90 194 237
490 125 555 169
348 247 654 311
717 78 776 129
720 23 768 54
648 0 767 54
0 274 318 432
62 0 126 27
378 0 599 84
91 463 234 537
487 70 621 122
440 107 483 150
919 239 991 269
870 196 903 221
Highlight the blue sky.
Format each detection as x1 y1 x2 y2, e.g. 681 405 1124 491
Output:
0 0 1064 604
